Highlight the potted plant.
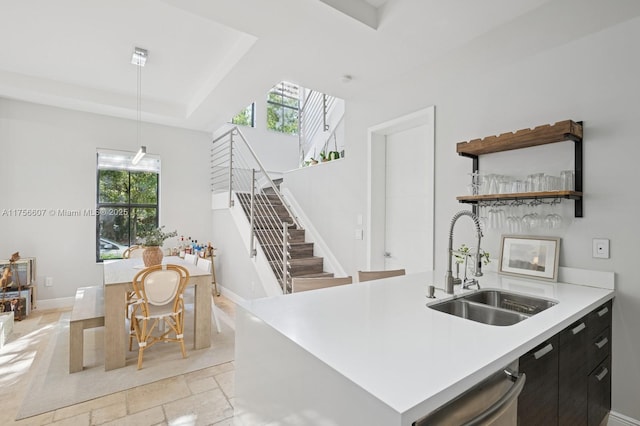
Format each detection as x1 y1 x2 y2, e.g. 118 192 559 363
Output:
328 134 340 160
454 244 490 278
137 226 177 266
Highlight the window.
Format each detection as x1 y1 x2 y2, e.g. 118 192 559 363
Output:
267 81 299 135
231 103 255 127
96 150 160 261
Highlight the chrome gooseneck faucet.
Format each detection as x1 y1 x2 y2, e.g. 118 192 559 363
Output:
444 210 483 294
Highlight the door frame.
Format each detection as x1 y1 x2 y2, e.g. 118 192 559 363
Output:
366 106 435 271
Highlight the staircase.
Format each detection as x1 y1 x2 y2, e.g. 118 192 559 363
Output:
236 186 333 292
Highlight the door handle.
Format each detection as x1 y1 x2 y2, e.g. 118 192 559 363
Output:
595 366 609 381
571 322 586 335
594 336 609 349
534 343 553 360
461 372 527 426
384 252 391 258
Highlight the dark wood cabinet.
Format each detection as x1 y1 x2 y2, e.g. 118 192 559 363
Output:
588 357 611 426
518 300 612 426
518 335 559 426
587 300 613 426
559 319 589 425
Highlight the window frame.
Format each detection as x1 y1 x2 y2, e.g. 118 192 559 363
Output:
231 103 256 128
95 151 160 262
267 81 300 135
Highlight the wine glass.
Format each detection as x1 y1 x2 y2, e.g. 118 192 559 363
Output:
522 212 539 231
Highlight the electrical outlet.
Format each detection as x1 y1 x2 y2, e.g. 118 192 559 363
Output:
592 239 610 259
45 276 53 287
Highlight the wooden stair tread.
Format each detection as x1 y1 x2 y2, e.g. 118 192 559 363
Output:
239 186 332 285
293 272 335 278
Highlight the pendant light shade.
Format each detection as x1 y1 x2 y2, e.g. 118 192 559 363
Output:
132 146 146 165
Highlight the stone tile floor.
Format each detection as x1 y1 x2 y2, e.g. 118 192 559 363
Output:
0 295 237 426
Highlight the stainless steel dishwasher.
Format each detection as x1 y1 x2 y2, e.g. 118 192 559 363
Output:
413 361 525 426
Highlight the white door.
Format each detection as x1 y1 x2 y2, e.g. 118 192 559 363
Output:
384 124 434 272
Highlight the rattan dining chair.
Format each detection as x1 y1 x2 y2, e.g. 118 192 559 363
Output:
124 245 145 319
357 269 406 282
129 264 190 369
291 276 353 293
123 245 144 259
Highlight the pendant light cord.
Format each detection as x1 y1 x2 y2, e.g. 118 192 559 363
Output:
137 60 142 148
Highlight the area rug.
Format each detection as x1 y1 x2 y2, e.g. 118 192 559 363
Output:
16 306 235 420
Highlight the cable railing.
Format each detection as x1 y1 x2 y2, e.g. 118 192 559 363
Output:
299 90 336 165
211 126 299 292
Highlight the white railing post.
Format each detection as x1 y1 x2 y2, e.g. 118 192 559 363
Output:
234 128 301 229
249 169 257 258
282 222 289 294
228 132 234 207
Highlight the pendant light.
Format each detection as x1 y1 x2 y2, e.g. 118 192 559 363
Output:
131 47 148 165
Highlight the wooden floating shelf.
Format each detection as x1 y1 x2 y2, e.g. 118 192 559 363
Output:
456 120 583 157
457 191 583 203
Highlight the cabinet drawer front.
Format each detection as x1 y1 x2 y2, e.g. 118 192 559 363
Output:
588 327 610 374
588 300 612 340
588 357 611 426
518 336 559 426
559 319 588 346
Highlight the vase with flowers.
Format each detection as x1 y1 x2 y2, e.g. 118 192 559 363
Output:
137 226 178 267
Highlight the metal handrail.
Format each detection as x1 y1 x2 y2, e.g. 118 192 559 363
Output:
211 126 301 229
211 126 296 293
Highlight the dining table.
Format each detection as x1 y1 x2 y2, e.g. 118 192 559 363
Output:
102 256 212 371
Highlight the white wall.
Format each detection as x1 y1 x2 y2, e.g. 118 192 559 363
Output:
284 15 640 422
213 96 300 174
0 99 211 301
211 207 269 300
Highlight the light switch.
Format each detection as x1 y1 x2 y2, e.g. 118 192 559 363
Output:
354 229 363 240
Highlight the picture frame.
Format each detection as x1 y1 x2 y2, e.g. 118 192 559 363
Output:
499 235 560 282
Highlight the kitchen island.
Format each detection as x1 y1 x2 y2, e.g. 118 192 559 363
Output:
234 269 614 425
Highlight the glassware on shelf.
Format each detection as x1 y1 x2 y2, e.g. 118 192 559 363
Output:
561 170 575 191
544 213 563 229
468 172 482 195
488 207 506 229
484 173 499 195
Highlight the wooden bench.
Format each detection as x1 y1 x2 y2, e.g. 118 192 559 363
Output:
69 286 105 373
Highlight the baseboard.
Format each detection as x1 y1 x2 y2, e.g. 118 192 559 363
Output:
218 286 246 305
34 297 74 311
609 411 640 426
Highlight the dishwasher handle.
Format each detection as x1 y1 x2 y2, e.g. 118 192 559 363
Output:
461 371 527 426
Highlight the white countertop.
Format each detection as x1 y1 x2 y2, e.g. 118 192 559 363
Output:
239 271 614 417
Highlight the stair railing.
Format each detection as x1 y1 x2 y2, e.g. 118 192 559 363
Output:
299 90 336 165
247 170 292 291
282 222 289 294
211 126 297 292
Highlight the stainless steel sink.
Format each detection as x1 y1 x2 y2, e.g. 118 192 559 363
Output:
462 289 557 315
428 289 557 326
